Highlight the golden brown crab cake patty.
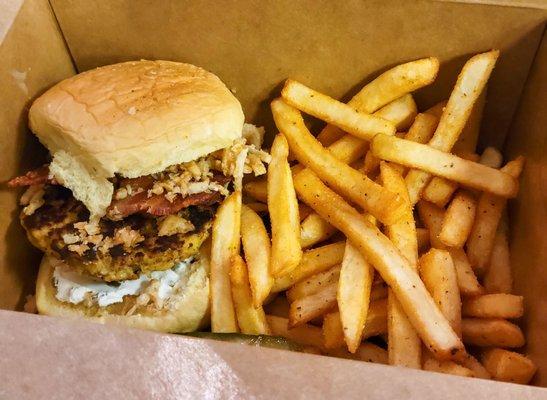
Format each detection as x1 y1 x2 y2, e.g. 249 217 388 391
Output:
22 186 216 282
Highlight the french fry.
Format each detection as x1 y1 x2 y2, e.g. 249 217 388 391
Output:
404 112 439 144
210 192 241 333
282 80 396 140
300 213 337 248
404 51 499 204
294 169 464 359
452 87 487 154
272 99 406 225
338 242 374 352
462 294 523 319
449 248 484 297
267 315 325 350
423 149 497 207
270 99 402 227
316 58 438 145
423 350 475 378
268 134 302 277
459 353 491 379
230 255 270 335
272 241 345 292
439 190 477 248
483 224 513 294
380 162 421 369
371 134 519 198
417 200 446 249
327 135 370 164
481 349 537 384
419 249 462 336
373 94 417 130
286 265 341 302
244 179 267 202
244 201 268 214
323 312 345 349
241 205 273 307
467 157 525 274
363 108 437 175
461 318 525 348
416 228 430 252
327 342 389 364
289 283 338 327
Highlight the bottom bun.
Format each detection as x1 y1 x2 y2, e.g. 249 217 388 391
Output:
36 254 210 333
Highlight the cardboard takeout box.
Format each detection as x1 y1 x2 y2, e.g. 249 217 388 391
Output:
1 0 546 398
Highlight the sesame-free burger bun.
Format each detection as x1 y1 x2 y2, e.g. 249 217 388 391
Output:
36 255 211 333
29 60 244 218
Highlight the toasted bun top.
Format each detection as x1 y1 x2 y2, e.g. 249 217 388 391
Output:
29 60 244 218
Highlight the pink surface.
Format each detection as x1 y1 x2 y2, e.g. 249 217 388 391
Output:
1 310 545 399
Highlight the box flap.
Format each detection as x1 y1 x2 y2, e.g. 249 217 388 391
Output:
2 310 546 399
0 0 75 310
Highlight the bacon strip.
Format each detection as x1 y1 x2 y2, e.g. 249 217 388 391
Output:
7 165 57 187
108 191 222 219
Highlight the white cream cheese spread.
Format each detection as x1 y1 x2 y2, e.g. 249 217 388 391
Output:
53 258 195 307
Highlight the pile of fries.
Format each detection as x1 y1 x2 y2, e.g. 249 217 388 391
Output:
210 51 536 384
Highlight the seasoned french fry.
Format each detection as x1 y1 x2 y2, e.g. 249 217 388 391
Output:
230 255 270 335
241 205 273 307
272 241 346 292
452 87 487 154
423 150 496 207
286 265 341 302
289 283 338 327
417 228 430 252
323 311 346 349
374 94 417 130
481 349 537 384
267 315 324 349
210 192 241 333
294 169 464 360
327 135 369 164
380 162 421 369
461 318 525 348
439 190 477 248
371 135 518 198
316 58 437 146
459 352 491 379
449 248 484 297
300 213 337 248
268 134 302 277
417 200 446 249
483 224 513 294
349 57 439 115
362 108 437 176
404 51 499 204
282 80 396 140
462 294 523 319
272 99 406 225
423 350 475 378
467 157 525 274
338 242 374 352
244 179 267 202
327 342 389 364
419 249 462 336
